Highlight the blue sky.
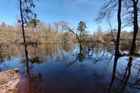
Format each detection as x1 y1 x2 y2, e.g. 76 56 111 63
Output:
0 0 114 31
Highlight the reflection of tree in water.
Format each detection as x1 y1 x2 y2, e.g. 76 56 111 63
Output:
19 52 43 93
119 58 132 93
0 50 6 62
19 63 43 93
119 60 140 93
0 44 17 62
109 58 140 93
27 72 43 93
62 32 74 52
43 43 61 57
27 44 43 64
30 56 42 64
130 68 140 89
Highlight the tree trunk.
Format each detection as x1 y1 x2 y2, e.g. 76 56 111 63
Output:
109 0 122 92
19 0 30 74
121 0 139 92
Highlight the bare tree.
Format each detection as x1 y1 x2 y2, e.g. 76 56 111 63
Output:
109 0 122 91
62 21 87 61
77 21 87 61
19 0 37 73
98 0 123 92
120 0 139 92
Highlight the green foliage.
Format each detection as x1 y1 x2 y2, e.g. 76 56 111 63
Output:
20 0 37 25
27 18 40 27
77 21 87 33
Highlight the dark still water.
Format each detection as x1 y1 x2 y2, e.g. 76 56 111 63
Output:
0 44 140 93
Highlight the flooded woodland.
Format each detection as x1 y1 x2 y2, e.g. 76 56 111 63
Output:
1 0 140 93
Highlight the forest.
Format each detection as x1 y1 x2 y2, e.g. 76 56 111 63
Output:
0 0 140 93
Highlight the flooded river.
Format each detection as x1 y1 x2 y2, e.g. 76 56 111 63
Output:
0 43 140 93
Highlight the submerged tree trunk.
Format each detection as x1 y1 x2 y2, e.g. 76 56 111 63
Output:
109 0 122 91
19 0 29 74
121 0 139 92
